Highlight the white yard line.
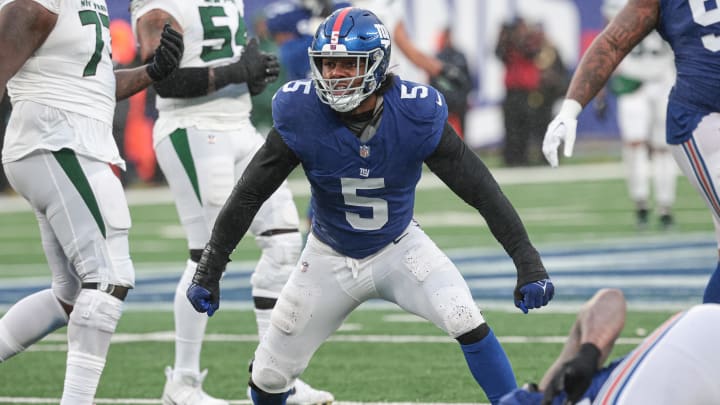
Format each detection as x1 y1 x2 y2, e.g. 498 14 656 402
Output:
31 331 646 347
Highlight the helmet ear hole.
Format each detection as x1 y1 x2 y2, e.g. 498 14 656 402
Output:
308 7 391 112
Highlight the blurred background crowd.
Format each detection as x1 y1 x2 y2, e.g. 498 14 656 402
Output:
0 0 621 192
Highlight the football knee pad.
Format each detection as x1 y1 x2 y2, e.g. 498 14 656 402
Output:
252 366 292 394
251 346 301 393
433 285 485 338
67 289 122 358
251 232 302 298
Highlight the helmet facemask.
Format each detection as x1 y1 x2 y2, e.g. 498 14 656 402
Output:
308 7 391 113
309 48 385 112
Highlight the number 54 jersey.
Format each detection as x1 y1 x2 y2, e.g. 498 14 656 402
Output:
4 0 115 125
131 0 252 143
273 78 448 259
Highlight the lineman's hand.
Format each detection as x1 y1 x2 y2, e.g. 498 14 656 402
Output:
186 244 229 316
542 99 582 167
514 279 554 314
541 343 600 405
247 50 280 96
213 38 279 93
146 24 184 81
239 38 280 92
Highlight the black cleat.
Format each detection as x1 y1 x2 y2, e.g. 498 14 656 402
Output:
636 209 649 230
659 214 674 230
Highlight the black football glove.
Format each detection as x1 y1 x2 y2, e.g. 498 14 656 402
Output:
214 38 279 94
186 244 229 316
247 51 280 96
541 343 601 405
146 24 184 81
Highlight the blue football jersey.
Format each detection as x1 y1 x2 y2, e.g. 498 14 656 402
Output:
278 35 313 81
657 0 720 143
272 78 448 258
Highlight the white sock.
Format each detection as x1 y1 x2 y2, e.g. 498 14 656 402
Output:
173 259 208 379
62 289 122 405
623 144 650 203
0 289 68 361
61 351 105 405
653 149 678 211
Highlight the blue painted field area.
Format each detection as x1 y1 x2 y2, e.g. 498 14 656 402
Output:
1 235 713 310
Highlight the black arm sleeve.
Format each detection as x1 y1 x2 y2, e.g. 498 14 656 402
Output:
152 67 211 98
208 129 301 256
424 123 548 285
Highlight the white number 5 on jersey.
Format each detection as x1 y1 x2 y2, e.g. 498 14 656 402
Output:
689 0 720 51
341 178 388 230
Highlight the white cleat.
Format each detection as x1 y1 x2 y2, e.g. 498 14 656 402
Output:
286 379 334 405
246 378 334 405
161 366 229 405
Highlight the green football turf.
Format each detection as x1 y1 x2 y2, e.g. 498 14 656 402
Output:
0 165 711 403
0 308 675 403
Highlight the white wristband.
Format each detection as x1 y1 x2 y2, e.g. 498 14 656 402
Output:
558 99 583 119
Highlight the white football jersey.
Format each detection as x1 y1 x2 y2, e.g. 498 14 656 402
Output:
616 31 674 82
131 0 252 143
4 0 116 124
2 0 123 168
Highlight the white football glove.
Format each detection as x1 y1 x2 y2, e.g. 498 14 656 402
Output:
542 99 583 167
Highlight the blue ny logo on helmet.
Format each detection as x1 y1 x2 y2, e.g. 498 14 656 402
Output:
308 7 392 112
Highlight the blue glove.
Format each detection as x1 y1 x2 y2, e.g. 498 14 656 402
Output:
187 283 219 316
186 244 229 317
515 279 554 314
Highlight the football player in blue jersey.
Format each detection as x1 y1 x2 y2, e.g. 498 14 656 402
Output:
187 7 554 405
498 289 720 405
543 0 720 304
264 1 352 82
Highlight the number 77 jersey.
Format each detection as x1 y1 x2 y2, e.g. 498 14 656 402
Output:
273 78 448 259
5 0 116 125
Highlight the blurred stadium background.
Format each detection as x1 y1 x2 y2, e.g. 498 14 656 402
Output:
0 0 714 404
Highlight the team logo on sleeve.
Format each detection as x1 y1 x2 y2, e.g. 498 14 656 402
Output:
360 145 370 158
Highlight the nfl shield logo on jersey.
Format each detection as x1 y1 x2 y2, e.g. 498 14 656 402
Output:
359 145 370 158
